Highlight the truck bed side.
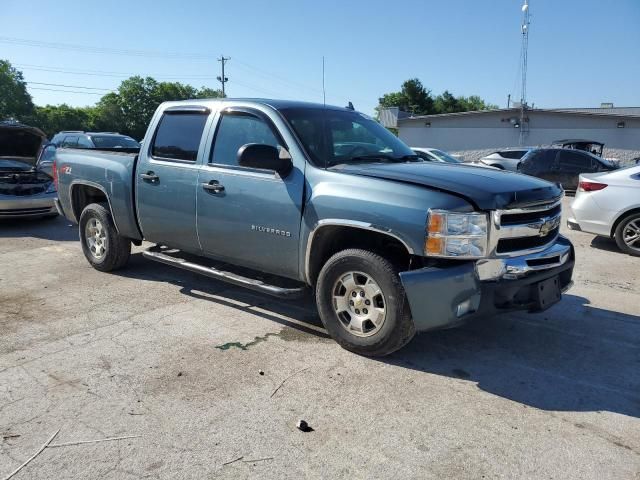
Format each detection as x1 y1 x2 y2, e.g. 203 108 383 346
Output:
55 148 143 241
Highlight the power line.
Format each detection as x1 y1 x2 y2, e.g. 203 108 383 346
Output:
0 36 211 60
28 87 105 95
16 63 217 80
27 81 113 91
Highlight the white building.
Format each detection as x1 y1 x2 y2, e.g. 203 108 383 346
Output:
382 106 640 164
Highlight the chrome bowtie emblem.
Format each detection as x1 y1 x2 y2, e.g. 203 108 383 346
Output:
538 216 560 237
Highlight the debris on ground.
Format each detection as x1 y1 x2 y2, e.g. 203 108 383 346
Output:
222 456 243 466
270 367 310 398
258 370 264 375
296 420 314 432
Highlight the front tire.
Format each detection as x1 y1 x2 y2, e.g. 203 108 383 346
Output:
614 212 640 256
315 249 415 357
79 203 131 271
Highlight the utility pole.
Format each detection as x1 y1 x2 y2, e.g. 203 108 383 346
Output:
217 55 230 97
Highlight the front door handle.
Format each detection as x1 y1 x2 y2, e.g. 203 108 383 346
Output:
202 180 225 193
140 171 159 182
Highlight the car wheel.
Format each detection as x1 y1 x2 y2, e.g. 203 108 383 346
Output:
79 202 131 271
614 212 640 256
315 248 415 357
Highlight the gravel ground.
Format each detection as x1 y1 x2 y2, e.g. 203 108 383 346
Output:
0 197 638 479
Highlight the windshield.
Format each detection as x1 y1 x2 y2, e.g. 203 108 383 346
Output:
280 108 417 168
428 149 461 164
90 135 140 149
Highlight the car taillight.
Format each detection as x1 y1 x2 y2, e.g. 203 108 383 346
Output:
578 180 607 192
52 159 58 188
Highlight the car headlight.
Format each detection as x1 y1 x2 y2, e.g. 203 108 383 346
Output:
45 182 57 194
425 210 489 258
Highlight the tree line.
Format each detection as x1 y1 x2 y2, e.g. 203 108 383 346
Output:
0 59 223 139
377 78 498 116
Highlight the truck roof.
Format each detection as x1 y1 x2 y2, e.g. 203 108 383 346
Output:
160 98 354 113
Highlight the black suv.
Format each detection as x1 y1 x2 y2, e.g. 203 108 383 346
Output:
51 131 140 150
518 148 616 191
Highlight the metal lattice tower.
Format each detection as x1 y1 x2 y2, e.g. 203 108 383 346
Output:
519 0 531 145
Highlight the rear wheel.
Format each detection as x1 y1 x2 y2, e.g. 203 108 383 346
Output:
315 249 415 356
614 212 640 256
79 203 131 271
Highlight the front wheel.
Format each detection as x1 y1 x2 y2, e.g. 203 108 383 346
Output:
315 249 415 357
614 212 640 256
79 203 131 271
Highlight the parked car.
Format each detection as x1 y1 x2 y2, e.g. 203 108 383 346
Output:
478 148 533 170
413 148 497 169
568 165 640 256
0 121 58 219
551 139 604 157
53 99 574 356
51 131 140 151
518 148 617 191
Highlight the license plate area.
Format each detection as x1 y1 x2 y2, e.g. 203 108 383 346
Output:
533 275 561 311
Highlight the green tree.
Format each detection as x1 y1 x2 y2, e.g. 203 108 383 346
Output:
378 79 497 118
31 104 91 137
0 59 34 121
377 78 434 116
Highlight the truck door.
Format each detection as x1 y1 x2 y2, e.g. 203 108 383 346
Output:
196 107 304 278
136 107 210 252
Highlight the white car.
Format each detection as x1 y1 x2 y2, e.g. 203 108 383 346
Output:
568 165 640 255
412 148 497 169
478 148 533 170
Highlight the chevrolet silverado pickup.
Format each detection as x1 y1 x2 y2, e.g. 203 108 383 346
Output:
53 99 574 356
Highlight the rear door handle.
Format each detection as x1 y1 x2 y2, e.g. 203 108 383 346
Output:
202 180 225 193
140 171 159 182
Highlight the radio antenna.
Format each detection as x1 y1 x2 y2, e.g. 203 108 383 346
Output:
322 56 326 106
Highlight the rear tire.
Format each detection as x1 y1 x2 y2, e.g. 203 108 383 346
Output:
315 249 415 357
79 203 131 271
614 212 640 256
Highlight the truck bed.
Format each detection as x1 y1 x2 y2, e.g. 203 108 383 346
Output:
54 147 142 240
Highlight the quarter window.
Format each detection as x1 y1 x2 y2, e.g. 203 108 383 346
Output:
211 113 281 167
151 113 208 162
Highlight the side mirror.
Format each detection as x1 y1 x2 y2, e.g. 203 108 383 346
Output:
237 143 292 176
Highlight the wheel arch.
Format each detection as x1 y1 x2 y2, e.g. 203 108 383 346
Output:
304 221 416 286
611 206 640 237
70 181 119 233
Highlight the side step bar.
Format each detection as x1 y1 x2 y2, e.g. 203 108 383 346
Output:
142 246 306 299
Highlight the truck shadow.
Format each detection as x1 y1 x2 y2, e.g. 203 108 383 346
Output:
385 293 640 418
118 254 639 418
120 252 329 339
0 215 77 242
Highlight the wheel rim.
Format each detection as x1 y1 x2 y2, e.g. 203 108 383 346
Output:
85 218 107 259
622 219 640 251
332 271 386 337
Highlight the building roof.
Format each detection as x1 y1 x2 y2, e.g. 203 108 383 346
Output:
396 106 640 123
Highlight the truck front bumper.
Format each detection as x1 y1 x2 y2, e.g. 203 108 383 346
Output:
399 235 575 332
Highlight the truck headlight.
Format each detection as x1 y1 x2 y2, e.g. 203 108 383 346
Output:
425 210 489 258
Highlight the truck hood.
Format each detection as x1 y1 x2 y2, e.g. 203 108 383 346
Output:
335 162 563 210
0 122 47 169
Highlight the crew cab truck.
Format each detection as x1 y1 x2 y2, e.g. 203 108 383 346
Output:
54 99 574 356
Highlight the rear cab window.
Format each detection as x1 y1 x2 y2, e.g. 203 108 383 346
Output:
151 112 208 162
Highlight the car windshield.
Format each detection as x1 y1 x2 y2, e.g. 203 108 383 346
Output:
90 135 140 149
280 107 418 168
428 149 461 163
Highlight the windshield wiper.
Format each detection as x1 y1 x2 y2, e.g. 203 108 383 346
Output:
349 154 421 163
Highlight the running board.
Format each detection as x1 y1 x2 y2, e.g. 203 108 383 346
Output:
142 246 306 299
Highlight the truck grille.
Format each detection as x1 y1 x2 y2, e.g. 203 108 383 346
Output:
492 199 562 256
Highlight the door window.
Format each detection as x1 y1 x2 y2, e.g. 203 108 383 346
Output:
211 113 281 167
61 136 79 148
77 136 93 148
558 151 590 170
151 113 208 162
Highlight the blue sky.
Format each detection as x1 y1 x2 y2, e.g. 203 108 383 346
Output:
2 0 638 115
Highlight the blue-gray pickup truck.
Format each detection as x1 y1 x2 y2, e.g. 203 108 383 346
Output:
53 99 574 356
